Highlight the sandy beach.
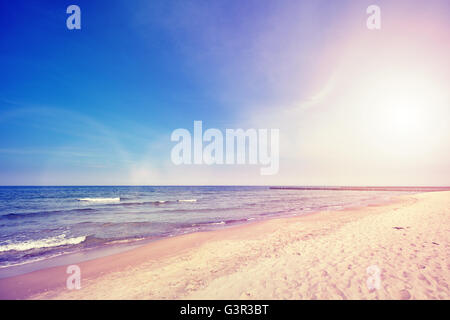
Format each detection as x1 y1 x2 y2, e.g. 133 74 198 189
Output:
0 191 448 300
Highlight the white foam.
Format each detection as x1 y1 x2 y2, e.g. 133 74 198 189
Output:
0 235 86 252
106 237 146 245
178 199 197 202
77 197 120 203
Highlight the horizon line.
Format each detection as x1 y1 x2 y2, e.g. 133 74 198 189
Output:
1 185 449 188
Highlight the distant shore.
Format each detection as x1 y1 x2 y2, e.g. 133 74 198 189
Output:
0 191 449 299
270 186 450 192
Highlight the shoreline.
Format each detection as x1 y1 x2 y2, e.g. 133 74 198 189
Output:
0 191 398 279
0 191 448 299
0 190 403 279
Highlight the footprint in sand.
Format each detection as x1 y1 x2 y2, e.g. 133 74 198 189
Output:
399 289 411 300
418 274 431 285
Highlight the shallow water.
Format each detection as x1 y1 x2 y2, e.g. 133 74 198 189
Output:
0 186 415 269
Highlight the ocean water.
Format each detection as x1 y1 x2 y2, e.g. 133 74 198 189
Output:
0 186 417 271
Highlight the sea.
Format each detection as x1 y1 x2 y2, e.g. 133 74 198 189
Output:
0 185 439 277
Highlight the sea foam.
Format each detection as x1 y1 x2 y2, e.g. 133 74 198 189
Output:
77 197 120 203
0 234 86 252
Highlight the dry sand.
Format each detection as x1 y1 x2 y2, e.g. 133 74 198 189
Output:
0 191 449 300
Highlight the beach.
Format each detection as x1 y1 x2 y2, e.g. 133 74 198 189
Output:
0 190 448 300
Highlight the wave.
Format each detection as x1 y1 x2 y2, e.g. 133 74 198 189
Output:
191 217 251 227
77 197 120 203
191 221 226 226
104 199 196 208
0 208 97 220
106 200 170 207
105 237 146 245
0 234 86 252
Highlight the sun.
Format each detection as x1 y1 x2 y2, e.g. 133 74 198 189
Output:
383 93 427 137
363 71 442 144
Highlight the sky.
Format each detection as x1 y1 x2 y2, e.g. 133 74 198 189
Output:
0 0 449 186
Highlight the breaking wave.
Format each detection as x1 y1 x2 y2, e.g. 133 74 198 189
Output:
77 197 121 203
0 234 87 252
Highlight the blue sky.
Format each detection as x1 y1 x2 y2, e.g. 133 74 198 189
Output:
1 1 449 185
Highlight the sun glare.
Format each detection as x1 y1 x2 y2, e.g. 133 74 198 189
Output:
383 93 426 136
363 71 442 144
